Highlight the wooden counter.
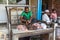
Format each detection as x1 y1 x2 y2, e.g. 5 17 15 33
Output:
0 28 54 40
12 28 53 37
12 28 54 40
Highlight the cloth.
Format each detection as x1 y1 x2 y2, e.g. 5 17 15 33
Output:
42 14 51 23
21 11 32 20
51 19 57 22
45 10 49 12
50 13 57 19
41 23 47 29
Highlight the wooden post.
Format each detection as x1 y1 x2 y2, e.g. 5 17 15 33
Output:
52 0 55 9
37 0 42 20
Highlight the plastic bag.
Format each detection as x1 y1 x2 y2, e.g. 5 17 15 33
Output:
41 23 47 29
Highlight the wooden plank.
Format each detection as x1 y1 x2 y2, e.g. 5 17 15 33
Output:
0 28 54 38
12 28 53 38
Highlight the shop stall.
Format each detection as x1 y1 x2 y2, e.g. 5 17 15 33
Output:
5 5 54 40
0 28 53 40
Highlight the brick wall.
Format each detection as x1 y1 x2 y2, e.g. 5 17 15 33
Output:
48 0 52 12
55 0 60 16
30 0 37 18
42 0 52 11
30 0 60 17
48 0 60 16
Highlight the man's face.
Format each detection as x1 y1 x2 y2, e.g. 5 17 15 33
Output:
46 12 50 15
25 8 29 12
53 10 56 13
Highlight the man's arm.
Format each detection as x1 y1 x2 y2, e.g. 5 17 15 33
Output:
20 11 26 22
29 11 33 22
20 16 26 22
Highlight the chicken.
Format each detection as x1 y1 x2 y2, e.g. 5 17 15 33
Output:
32 23 43 30
17 25 28 31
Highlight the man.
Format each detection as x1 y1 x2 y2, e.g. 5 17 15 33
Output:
42 10 51 24
20 7 32 25
50 9 57 22
20 7 32 40
42 10 51 28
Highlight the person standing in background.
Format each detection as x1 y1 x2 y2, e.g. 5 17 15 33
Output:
42 10 51 24
50 9 57 22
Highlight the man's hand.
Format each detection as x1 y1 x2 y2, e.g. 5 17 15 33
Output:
26 20 31 25
27 20 31 23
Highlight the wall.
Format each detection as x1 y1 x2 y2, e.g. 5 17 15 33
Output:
30 0 37 18
0 4 7 23
48 0 60 16
55 0 60 16
42 0 52 12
